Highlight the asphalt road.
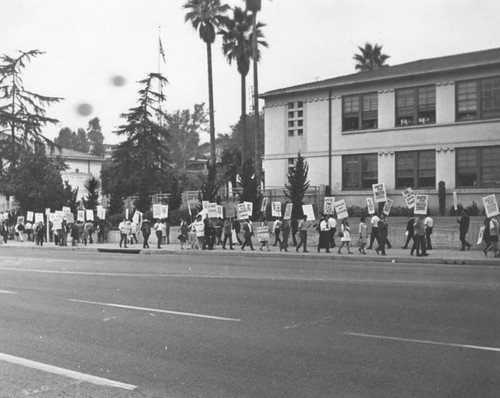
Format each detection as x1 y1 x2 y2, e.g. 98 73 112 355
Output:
0 248 499 397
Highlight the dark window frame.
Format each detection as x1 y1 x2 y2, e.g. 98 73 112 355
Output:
395 85 436 127
342 153 378 190
456 76 500 121
395 150 436 189
456 146 500 188
342 92 378 131
287 101 304 137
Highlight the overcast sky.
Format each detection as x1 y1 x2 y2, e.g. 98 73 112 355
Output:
2 0 500 145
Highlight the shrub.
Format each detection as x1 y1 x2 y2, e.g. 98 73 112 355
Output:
168 207 192 226
389 206 414 217
438 181 446 216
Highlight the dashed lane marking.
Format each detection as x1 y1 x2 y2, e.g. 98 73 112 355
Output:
0 289 17 294
339 332 500 353
68 299 242 322
0 352 137 390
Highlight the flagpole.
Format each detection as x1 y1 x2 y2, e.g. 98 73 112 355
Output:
158 26 163 126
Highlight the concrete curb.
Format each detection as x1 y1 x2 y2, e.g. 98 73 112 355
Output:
2 243 499 267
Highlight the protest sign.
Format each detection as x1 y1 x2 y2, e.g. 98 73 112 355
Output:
86 209 94 221
52 215 62 230
132 211 141 224
152 204 162 219
261 197 269 213
35 213 44 223
202 201 209 211
17 216 25 225
217 205 224 219
302 204 316 221
366 197 375 215
207 203 218 218
414 194 429 215
482 194 500 218
334 199 348 220
187 200 192 216
372 183 387 203
324 197 335 215
62 206 71 214
66 213 74 223
244 202 253 216
260 197 268 213
382 197 394 215
224 204 236 218
77 210 85 222
238 203 250 219
161 205 169 219
402 187 416 209
477 226 485 245
284 203 293 220
27 211 34 222
257 226 270 242
271 202 282 217
125 209 129 220
453 192 458 211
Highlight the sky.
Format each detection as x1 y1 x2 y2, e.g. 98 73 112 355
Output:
2 0 500 145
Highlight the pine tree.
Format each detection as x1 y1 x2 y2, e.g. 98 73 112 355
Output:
238 157 262 218
284 153 310 219
87 117 105 157
63 180 79 214
198 161 220 203
83 176 100 210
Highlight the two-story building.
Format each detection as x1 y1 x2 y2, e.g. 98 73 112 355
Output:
261 47 500 211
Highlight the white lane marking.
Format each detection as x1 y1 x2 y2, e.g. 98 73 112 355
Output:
0 289 17 294
0 352 137 390
68 299 241 322
340 332 500 353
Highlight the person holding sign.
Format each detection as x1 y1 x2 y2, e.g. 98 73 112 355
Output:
375 213 388 255
411 216 428 257
272 218 282 247
317 214 331 253
484 216 499 257
222 217 234 250
367 213 380 250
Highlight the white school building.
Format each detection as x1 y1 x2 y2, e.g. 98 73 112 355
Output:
261 47 500 213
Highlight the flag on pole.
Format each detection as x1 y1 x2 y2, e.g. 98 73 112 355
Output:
159 38 166 64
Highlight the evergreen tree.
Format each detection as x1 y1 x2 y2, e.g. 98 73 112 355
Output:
284 153 310 219
87 117 105 157
54 127 76 149
75 128 90 153
83 176 100 209
63 180 79 214
0 50 62 166
238 157 262 218
111 73 172 209
108 187 124 216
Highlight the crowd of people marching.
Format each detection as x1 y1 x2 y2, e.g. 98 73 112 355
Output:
2 211 498 257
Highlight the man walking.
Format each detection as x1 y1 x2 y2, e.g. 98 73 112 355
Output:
241 218 255 251
457 210 472 251
367 213 380 249
424 212 434 250
296 214 309 253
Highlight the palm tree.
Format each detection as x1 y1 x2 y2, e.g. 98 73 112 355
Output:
219 6 267 166
184 0 230 165
353 43 390 72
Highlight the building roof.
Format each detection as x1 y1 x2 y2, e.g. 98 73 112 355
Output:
49 146 105 162
261 47 500 99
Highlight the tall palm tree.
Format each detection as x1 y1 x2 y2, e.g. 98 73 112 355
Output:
246 0 263 185
353 43 390 72
184 0 230 165
219 6 267 166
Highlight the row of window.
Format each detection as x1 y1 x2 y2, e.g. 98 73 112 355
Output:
288 101 304 137
341 76 500 132
340 146 500 190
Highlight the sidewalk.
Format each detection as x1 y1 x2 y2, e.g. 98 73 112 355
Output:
1 239 499 266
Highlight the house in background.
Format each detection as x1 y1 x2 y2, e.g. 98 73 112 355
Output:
261 47 500 212
0 144 105 212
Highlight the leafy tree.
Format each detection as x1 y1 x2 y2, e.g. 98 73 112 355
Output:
83 176 100 210
2 144 65 213
166 103 208 175
184 0 230 164
110 73 171 213
284 153 310 219
238 157 262 218
219 6 267 164
0 49 62 165
75 128 90 153
54 127 76 149
218 146 241 187
219 112 263 163
353 43 390 72
63 180 79 214
87 117 105 157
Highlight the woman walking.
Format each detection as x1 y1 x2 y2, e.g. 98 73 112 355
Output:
357 216 367 254
337 219 353 254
